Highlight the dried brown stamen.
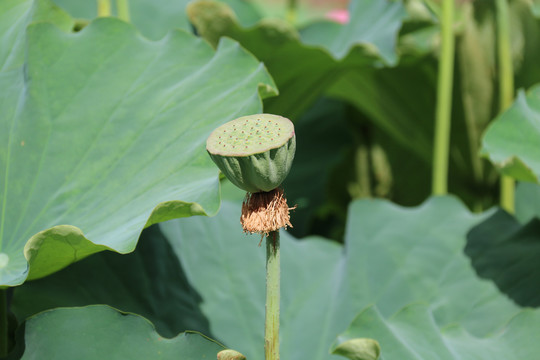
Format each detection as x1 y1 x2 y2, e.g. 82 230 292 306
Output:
240 188 296 239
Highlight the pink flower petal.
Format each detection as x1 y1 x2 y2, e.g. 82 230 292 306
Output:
325 9 349 24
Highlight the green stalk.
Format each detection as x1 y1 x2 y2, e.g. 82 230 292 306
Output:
286 0 298 24
496 0 515 213
431 0 455 195
116 0 130 22
0 289 7 358
265 231 280 360
97 0 111 17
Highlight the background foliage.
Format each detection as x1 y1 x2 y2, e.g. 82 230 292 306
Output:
1 0 540 359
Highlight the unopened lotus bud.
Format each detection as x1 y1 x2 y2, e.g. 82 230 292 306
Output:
206 114 295 193
217 349 246 360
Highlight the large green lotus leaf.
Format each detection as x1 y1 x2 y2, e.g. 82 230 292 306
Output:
465 209 540 307
299 0 406 64
0 0 72 71
153 197 535 359
534 1 540 18
481 85 540 183
165 201 341 360
11 197 537 359
0 17 275 287
16 305 226 359
11 225 211 339
332 303 540 360
188 0 406 121
516 182 540 223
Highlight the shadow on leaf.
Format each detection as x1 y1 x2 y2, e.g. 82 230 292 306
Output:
465 209 540 307
11 225 211 338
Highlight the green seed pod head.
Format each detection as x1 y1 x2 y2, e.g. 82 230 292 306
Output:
206 114 295 193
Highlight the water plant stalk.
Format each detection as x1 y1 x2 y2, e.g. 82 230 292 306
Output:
97 0 111 17
432 0 455 195
116 0 130 22
287 0 298 24
496 0 515 213
265 231 280 360
0 289 7 358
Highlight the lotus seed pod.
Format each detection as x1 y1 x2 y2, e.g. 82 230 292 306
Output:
206 114 295 193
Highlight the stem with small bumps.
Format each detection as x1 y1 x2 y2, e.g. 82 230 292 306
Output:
97 0 111 17
265 231 280 360
496 0 515 213
116 0 130 22
432 0 455 195
287 0 298 24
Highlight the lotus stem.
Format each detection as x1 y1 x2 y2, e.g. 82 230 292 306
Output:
431 0 455 195
0 289 7 357
97 0 111 17
496 0 515 213
116 0 130 22
265 230 280 360
286 0 298 24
